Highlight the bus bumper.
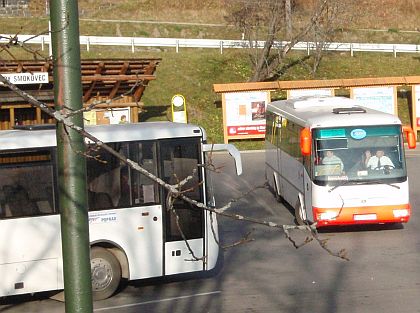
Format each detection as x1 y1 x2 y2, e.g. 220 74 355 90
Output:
313 204 411 227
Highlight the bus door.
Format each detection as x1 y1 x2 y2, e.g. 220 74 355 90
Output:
160 139 205 275
302 155 312 223
88 142 164 279
274 115 282 194
266 113 282 197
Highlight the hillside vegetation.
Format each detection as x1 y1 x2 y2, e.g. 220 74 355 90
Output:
1 0 420 148
25 0 420 31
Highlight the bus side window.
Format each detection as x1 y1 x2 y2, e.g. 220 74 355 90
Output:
2 184 39 217
129 141 159 206
87 143 125 211
160 139 203 242
0 150 55 219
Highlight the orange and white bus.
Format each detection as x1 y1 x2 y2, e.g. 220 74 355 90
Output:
265 96 416 227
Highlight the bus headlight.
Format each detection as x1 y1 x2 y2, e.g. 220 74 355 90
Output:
393 209 409 218
318 211 337 220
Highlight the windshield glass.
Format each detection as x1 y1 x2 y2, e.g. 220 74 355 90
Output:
313 125 406 185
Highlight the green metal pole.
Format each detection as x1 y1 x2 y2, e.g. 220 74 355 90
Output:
49 1 93 312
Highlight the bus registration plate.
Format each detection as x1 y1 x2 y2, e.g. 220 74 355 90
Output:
354 214 377 221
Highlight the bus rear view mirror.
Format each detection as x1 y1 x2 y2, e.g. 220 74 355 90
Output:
402 125 416 149
202 143 243 176
300 127 312 156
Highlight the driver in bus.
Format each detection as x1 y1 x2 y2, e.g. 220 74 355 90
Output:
366 149 394 170
322 150 344 173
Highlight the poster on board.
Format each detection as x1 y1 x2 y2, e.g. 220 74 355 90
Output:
351 86 396 115
414 85 420 127
84 108 131 125
287 88 334 99
223 91 270 142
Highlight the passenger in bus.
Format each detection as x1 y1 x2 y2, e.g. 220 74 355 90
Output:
354 149 372 170
322 150 344 172
2 184 39 217
366 149 394 170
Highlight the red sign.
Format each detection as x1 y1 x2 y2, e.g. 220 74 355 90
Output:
227 124 266 136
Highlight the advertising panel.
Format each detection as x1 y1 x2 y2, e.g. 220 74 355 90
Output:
351 86 396 115
414 85 420 127
84 108 130 125
223 91 270 143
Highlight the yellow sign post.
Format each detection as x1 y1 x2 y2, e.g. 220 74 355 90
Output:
171 94 188 123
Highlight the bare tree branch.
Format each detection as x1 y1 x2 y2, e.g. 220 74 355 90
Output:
0 72 349 261
226 0 355 81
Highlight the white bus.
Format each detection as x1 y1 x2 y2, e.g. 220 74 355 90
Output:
0 122 242 300
265 96 416 227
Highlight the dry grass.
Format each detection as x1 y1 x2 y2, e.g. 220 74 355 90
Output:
27 0 420 30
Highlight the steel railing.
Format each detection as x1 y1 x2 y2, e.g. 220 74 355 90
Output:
1 34 419 56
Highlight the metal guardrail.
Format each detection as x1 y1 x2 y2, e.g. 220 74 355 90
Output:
1 34 419 56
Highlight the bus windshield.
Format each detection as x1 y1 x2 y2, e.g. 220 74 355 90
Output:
313 125 406 185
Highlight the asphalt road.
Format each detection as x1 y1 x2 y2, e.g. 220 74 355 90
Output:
1 148 420 313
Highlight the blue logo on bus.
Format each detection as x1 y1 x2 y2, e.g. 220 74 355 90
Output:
350 129 366 140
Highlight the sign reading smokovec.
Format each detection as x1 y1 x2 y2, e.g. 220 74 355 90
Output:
351 86 396 115
0 72 49 85
223 91 270 143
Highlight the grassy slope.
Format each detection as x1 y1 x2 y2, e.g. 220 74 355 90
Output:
1 1 420 148
78 46 420 149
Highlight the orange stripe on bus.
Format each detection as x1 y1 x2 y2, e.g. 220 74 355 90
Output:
313 203 410 227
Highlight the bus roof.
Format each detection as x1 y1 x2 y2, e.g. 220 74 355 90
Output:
0 122 206 151
267 96 401 128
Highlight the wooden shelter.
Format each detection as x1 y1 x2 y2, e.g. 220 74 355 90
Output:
0 58 161 129
214 76 420 143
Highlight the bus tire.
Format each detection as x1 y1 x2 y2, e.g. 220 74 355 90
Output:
91 247 122 301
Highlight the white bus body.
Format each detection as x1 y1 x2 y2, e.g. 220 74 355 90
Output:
0 122 242 300
265 96 416 227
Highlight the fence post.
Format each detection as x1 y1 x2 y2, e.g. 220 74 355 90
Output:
307 42 310 56
176 39 179 53
350 43 354 57
131 38 135 53
220 40 223 54
86 36 90 52
393 45 397 58
41 35 45 51
48 22 52 56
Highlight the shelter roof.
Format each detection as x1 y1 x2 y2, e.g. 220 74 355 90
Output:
0 58 161 103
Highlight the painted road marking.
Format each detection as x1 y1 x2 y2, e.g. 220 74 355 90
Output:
94 291 222 312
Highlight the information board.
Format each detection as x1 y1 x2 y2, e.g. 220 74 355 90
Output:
223 91 270 143
84 108 131 125
414 85 420 127
351 86 396 115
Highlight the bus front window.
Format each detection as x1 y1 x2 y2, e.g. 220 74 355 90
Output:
313 125 406 185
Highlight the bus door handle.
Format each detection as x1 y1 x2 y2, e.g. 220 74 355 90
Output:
142 212 158 221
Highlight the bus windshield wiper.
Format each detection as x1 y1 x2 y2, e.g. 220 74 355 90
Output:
358 180 400 189
328 180 354 192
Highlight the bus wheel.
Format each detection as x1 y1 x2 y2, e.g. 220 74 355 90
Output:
91 247 122 301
